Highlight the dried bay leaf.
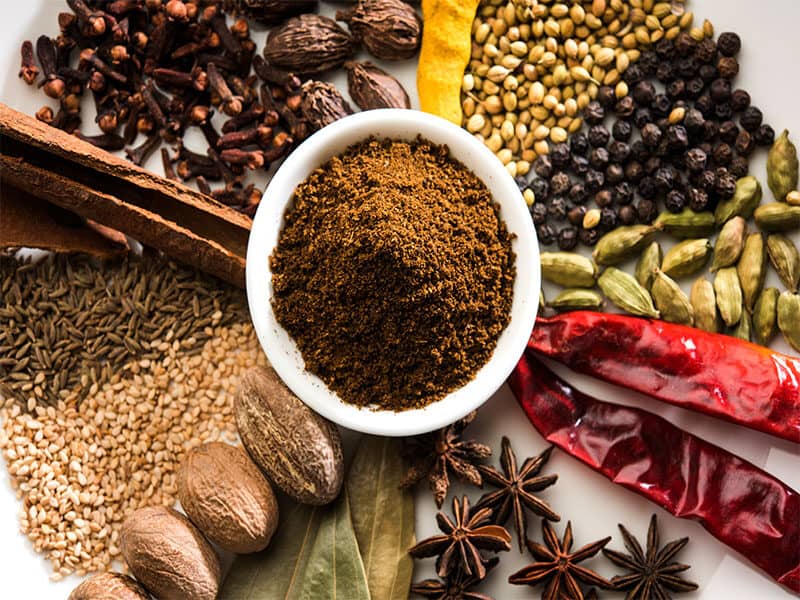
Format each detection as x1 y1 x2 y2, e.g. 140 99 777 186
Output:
295 490 370 600
347 436 415 600
219 499 322 599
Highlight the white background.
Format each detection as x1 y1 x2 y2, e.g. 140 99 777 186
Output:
1 1 798 598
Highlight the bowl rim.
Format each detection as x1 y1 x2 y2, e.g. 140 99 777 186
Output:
246 108 539 436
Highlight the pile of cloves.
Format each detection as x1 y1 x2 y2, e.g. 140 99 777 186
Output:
19 0 420 217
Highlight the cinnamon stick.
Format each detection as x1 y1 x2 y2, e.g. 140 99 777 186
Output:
0 102 250 286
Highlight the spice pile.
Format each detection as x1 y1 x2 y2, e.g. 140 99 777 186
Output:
271 138 515 411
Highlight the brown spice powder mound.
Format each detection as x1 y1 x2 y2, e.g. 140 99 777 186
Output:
270 138 515 411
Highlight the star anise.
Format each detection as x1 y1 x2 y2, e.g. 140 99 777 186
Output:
508 519 612 600
602 514 698 600
408 495 511 580
401 410 492 507
475 437 559 552
410 556 499 600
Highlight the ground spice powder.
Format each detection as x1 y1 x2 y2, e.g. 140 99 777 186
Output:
270 138 515 411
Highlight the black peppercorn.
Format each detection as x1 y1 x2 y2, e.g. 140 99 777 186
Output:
735 130 755 156
717 56 739 80
590 147 610 169
534 155 554 178
676 57 699 79
702 120 719 141
636 198 658 223
550 143 571 168
609 141 631 164
515 176 529 191
730 89 750 112
632 81 656 106
550 171 571 195
578 227 600 246
655 38 676 59
715 103 733 121
718 121 739 144
537 223 555 245
615 96 635 119
548 196 568 220
606 163 625 184
597 85 616 107
656 62 675 83
624 161 645 183
717 32 742 57
584 101 605 125
740 106 763 132
666 79 686 100
685 148 707 172
638 176 657 199
567 205 586 226
622 63 645 85
654 138 670 158
712 142 733 166
729 156 749 178
570 131 590 156
698 63 718 83
651 94 672 117
531 202 548 225
684 108 705 133
612 119 633 141
655 166 677 193
557 226 579 250
588 125 610 148
675 32 697 56
569 182 589 203
666 125 689 152
618 204 637 225
645 156 662 175
710 78 731 103
600 207 617 229
585 169 605 192
641 123 663 148
688 187 710 212
697 169 716 192
685 77 705 99
695 38 718 63
695 95 714 117
614 182 634 205
531 177 550 200
754 124 775 146
571 154 590 175
715 171 737 199
633 108 654 129
665 189 687 213
595 189 613 208
630 139 650 161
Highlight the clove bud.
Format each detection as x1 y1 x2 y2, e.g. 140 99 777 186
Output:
18 41 39 85
337 0 421 61
344 61 410 110
264 14 354 76
300 80 353 131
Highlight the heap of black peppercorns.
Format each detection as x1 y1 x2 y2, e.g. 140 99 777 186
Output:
519 30 775 250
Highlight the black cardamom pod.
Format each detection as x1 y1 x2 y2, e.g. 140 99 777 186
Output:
337 0 422 61
300 80 354 131
345 61 410 110
264 14 355 75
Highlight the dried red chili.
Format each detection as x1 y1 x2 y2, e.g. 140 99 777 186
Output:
509 352 800 593
528 312 800 443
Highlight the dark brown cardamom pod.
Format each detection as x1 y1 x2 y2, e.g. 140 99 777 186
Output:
337 0 422 61
300 80 354 131
224 0 319 24
344 61 411 110
264 14 355 75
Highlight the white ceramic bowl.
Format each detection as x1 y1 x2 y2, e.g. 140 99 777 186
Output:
246 109 539 436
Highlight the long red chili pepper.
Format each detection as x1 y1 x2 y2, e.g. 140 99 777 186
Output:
509 352 800 593
528 312 800 443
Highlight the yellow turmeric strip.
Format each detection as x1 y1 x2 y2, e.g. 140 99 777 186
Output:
417 0 481 125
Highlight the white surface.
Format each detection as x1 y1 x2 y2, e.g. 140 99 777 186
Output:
0 1 798 598
247 108 540 437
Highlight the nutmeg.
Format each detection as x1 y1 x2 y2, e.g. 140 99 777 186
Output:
68 572 150 600
120 506 220 600
345 61 411 110
300 80 354 131
235 366 344 505
337 0 422 61
264 14 355 75
177 442 279 554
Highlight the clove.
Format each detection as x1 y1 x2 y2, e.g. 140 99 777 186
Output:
79 49 128 85
67 0 109 37
207 63 243 116
125 133 161 165
221 103 264 133
36 36 66 99
152 66 208 91
216 125 273 150
219 148 265 169
18 41 39 85
161 147 178 180
74 132 126 151
252 55 300 90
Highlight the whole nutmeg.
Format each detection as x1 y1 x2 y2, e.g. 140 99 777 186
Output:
121 506 220 600
345 61 411 110
68 572 149 600
264 14 355 75
235 366 344 505
177 442 279 554
338 0 422 61
300 80 354 131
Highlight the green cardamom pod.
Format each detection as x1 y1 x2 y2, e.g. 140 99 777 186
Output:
540 252 598 287
651 268 694 326
655 208 715 239
767 130 799 202
754 202 800 232
710 216 747 271
635 241 662 291
593 225 660 266
777 291 800 352
737 233 767 311
713 267 743 327
766 234 800 292
714 176 762 225
661 238 711 279
753 287 779 346
598 267 660 319
690 277 719 333
548 288 605 312
732 309 752 342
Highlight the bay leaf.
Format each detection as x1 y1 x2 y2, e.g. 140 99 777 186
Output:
347 436 415 600
219 498 321 599
296 490 371 600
